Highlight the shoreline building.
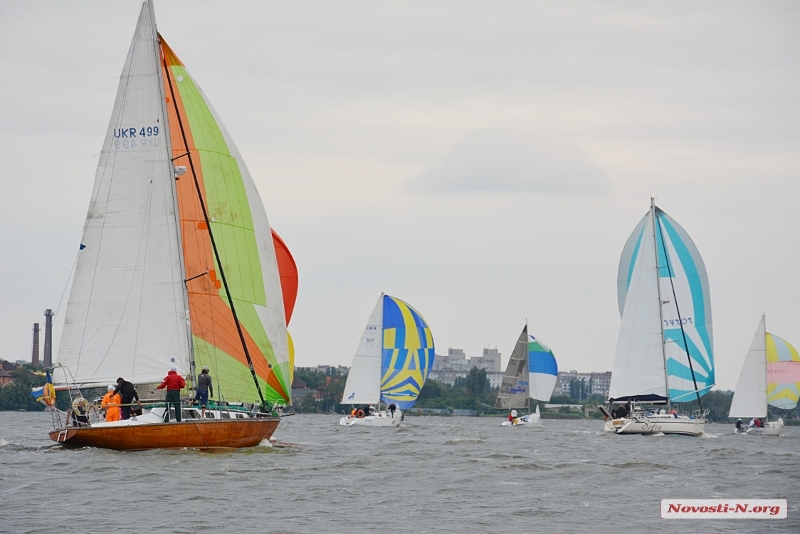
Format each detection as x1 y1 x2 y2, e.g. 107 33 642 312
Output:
429 348 504 387
553 370 612 399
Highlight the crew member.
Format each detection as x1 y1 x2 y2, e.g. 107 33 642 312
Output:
101 385 122 422
156 367 186 422
195 366 213 418
114 377 140 420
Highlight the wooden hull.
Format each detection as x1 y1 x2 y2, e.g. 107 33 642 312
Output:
49 418 280 451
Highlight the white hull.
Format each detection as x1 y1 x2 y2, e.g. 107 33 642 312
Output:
606 414 705 436
80 406 269 429
339 410 401 427
501 413 541 427
736 418 783 436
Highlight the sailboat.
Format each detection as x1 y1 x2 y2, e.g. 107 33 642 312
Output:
729 315 799 436
602 199 714 436
47 1 294 450
339 294 435 427
495 324 558 427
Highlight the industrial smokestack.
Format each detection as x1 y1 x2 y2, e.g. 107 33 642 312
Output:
43 309 54 369
32 323 40 366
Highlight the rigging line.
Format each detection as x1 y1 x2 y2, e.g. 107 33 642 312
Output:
161 52 269 410
53 252 79 319
655 212 703 410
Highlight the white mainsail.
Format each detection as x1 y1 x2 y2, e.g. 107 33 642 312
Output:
342 295 384 404
608 212 668 401
56 3 190 387
729 316 768 418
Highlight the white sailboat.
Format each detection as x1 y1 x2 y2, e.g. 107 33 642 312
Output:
602 199 714 436
729 315 799 436
495 324 558 427
339 294 435 427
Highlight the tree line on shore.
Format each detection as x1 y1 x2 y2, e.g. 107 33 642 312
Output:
3 364 797 424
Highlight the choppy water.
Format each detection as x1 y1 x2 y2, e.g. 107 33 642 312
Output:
1 412 798 533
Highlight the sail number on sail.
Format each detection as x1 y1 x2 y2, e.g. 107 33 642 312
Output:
664 317 693 327
112 126 161 150
113 126 160 138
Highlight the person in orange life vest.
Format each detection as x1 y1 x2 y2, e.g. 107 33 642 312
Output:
670 407 677 418
101 384 122 422
157 367 186 422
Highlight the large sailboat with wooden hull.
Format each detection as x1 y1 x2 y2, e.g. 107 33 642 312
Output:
47 0 294 450
601 199 714 436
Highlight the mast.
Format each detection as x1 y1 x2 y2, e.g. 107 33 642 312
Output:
651 198 671 407
150 1 196 390
377 293 384 408
525 319 530 414
654 201 704 411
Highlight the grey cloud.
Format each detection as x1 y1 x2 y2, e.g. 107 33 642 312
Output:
411 130 611 196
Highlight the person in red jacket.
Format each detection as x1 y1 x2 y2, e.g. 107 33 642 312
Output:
157 367 186 422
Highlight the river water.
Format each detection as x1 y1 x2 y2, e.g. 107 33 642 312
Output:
1 412 797 533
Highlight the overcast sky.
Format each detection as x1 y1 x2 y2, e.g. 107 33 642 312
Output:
1 1 798 391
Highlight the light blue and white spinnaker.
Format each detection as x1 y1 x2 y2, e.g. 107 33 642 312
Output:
609 200 715 403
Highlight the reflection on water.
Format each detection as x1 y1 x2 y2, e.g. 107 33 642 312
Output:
1 412 798 533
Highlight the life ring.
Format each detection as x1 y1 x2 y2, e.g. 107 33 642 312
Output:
43 383 56 407
71 397 89 412
356 409 365 418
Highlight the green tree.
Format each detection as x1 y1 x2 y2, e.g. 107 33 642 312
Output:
0 367 47 411
297 391 318 413
294 369 327 389
680 390 732 422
